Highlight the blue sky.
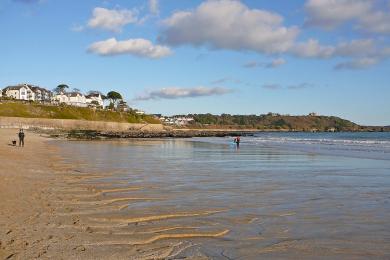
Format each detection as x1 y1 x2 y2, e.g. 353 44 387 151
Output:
0 0 389 125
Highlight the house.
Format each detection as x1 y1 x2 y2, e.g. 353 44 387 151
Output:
3 84 35 101
135 109 145 115
308 112 318 116
117 100 129 112
0 88 2 98
52 92 69 104
52 92 87 107
30 86 52 102
85 92 104 107
67 92 87 107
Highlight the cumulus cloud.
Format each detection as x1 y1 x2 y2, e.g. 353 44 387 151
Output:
358 10 390 34
149 0 159 15
87 38 172 59
159 0 299 54
87 7 138 32
135 86 232 101
304 0 370 29
290 39 334 58
244 58 286 68
304 0 390 34
290 38 378 59
334 58 379 70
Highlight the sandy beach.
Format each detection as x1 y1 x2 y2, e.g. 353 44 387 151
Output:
1 129 389 259
0 129 222 259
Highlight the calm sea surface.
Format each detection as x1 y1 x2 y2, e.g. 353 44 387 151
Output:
57 132 390 258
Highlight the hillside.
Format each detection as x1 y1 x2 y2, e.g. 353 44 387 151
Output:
0 102 159 124
185 113 363 131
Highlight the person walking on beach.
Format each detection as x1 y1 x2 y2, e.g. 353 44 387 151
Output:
18 129 25 147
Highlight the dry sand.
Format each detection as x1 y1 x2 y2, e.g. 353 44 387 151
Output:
0 129 224 259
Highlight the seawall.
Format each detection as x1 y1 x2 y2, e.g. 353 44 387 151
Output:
0 116 164 132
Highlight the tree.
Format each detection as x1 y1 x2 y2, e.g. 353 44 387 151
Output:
72 88 81 93
106 91 122 108
54 84 69 94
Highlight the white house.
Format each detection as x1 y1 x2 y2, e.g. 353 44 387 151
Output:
4 84 35 101
52 92 69 104
67 92 87 107
85 93 104 107
53 92 87 107
0 88 2 98
30 86 52 102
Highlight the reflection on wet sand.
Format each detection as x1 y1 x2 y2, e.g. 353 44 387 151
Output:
49 138 390 259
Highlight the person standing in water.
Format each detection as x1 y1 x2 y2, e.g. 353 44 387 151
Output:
234 136 241 148
18 129 25 147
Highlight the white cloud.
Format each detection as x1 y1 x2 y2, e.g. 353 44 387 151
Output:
87 7 138 32
290 38 378 59
244 58 286 68
334 57 379 70
87 38 172 59
149 0 159 15
304 0 390 34
304 0 370 29
135 86 232 100
160 0 299 54
290 39 334 58
358 10 390 34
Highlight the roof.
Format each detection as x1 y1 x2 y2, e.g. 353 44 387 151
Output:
85 93 101 98
4 84 51 93
4 84 29 91
67 92 84 97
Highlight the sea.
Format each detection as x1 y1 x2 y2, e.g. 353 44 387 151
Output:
57 132 390 258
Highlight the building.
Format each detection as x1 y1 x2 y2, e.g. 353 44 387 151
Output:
0 88 2 98
135 109 145 115
117 100 129 112
52 92 69 104
85 92 104 107
30 86 52 102
3 84 35 101
52 92 87 107
308 112 318 116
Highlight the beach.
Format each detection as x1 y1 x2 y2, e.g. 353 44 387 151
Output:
1 129 389 259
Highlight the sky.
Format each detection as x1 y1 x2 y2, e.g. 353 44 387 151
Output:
0 0 389 126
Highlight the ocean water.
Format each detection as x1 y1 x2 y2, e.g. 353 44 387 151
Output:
57 132 390 258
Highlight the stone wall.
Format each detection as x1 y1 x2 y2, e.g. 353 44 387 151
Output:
0 116 164 132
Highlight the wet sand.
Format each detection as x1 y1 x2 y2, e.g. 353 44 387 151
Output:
1 129 389 259
0 129 224 259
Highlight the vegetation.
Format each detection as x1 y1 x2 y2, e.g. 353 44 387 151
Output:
53 84 69 93
186 113 361 131
106 91 123 107
0 102 160 124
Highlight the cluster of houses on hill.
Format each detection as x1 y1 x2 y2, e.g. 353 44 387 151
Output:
1 83 104 108
158 115 194 126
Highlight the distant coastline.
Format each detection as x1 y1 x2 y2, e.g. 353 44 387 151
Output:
1 102 389 139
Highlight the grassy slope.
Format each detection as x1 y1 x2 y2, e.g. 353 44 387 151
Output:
0 102 160 124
